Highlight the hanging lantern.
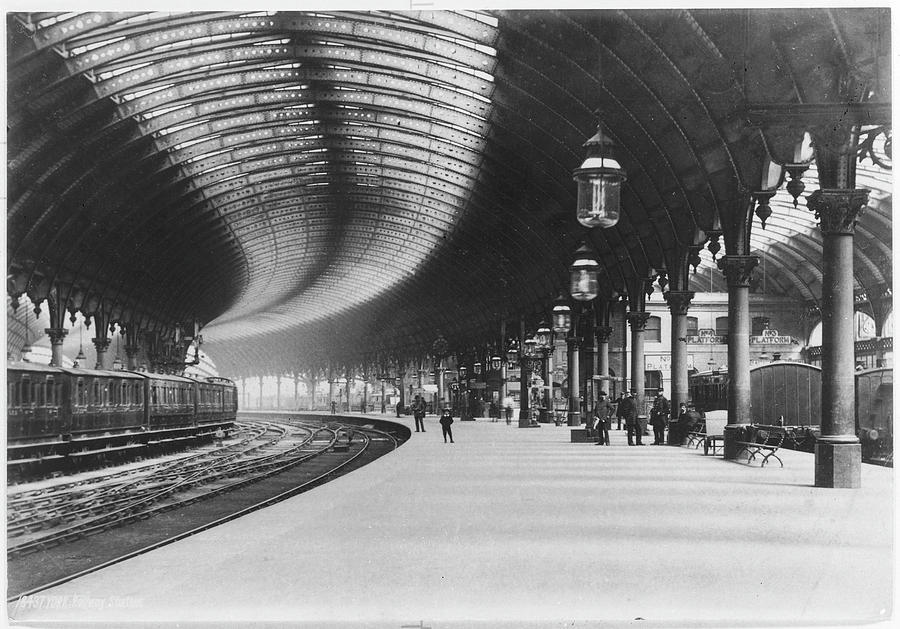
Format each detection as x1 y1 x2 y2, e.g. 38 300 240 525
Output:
458 365 468 379
490 354 502 371
569 243 600 301
506 341 519 366
473 361 482 375
552 296 572 335
573 124 627 228
536 322 552 349
524 336 538 358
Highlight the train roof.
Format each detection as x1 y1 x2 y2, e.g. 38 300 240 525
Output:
57 367 146 380
691 361 823 377
7 361 67 374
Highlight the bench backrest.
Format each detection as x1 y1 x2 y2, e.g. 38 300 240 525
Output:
704 410 728 437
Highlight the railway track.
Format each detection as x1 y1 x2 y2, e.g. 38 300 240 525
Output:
7 416 406 599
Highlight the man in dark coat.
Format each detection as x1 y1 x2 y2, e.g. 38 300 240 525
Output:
593 392 614 446
412 394 426 432
650 389 670 445
620 390 642 445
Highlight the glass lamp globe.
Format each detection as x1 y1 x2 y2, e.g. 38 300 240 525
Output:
458 365 467 379
490 355 502 371
473 361 482 375
573 126 627 228
569 244 600 301
552 301 571 335
536 322 552 349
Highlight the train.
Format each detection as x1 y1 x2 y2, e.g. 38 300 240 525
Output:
688 362 892 465
7 361 237 474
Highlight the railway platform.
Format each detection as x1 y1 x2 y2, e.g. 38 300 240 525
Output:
8 412 894 628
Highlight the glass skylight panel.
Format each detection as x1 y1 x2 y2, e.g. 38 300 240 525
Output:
159 118 211 136
70 36 126 55
121 83 174 102
36 13 80 29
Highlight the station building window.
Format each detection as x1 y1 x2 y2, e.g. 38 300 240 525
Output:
715 316 729 337
686 316 698 336
646 316 661 342
752 316 770 336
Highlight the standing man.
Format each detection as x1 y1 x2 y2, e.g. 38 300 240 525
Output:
412 394 426 432
650 388 670 445
620 389 642 446
593 392 613 446
439 406 455 443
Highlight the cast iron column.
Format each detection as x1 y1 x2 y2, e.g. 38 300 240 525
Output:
596 325 612 395
627 312 650 415
45 328 67 367
808 189 868 488
258 375 264 409
566 334 580 426
665 290 694 444
718 255 758 459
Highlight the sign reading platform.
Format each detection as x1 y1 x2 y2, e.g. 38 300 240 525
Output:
750 329 793 345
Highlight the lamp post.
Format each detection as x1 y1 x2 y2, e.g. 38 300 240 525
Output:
568 244 601 426
536 321 553 420
458 365 470 421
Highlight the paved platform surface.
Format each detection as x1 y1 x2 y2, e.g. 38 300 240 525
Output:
8 414 894 628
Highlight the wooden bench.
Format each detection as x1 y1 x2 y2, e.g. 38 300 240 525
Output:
735 425 785 467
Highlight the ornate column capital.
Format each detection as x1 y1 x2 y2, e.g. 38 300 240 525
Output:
125 345 140 357
626 311 650 332
717 255 759 288
806 189 870 235
595 326 614 343
665 290 695 315
92 337 112 352
45 327 68 344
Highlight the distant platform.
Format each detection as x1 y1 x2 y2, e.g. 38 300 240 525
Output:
9 412 894 628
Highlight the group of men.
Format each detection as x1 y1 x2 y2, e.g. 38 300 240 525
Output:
590 388 673 446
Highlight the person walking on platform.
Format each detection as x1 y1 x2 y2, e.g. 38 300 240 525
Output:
650 389 670 445
412 394 426 432
396 399 403 418
439 407 455 443
330 400 337 414
593 392 613 446
620 390 642 445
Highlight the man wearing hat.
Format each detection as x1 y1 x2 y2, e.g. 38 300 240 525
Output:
619 389 641 445
650 388 670 445
592 392 614 446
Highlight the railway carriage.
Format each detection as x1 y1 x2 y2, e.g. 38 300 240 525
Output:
7 362 238 475
688 362 893 465
856 367 893 466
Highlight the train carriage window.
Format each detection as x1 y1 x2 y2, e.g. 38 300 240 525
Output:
32 380 43 407
46 377 55 406
102 380 110 406
9 380 18 407
22 377 32 405
76 378 88 406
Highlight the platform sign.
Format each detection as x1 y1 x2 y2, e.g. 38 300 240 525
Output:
750 329 793 345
